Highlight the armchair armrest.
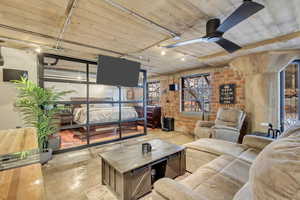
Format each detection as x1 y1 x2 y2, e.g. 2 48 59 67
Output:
153 178 207 200
242 135 274 150
195 120 215 128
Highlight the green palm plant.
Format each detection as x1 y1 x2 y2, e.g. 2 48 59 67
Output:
13 77 72 151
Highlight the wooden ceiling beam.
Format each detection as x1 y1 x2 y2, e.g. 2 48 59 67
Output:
102 0 180 38
56 0 78 49
0 24 151 63
198 31 300 61
56 0 79 49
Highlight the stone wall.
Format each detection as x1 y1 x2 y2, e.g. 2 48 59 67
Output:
150 67 246 135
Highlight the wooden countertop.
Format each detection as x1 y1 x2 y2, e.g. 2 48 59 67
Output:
0 128 38 155
0 164 45 200
0 128 45 200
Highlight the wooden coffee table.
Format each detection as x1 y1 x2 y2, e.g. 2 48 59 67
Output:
99 139 186 200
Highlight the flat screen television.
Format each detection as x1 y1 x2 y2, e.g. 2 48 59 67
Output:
96 55 140 87
3 68 28 82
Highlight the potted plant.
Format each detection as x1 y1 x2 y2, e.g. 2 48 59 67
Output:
14 77 71 164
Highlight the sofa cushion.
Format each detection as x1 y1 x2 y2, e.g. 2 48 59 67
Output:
185 148 219 173
237 148 260 164
215 119 238 128
184 138 248 157
216 108 242 124
154 178 207 200
242 135 274 150
181 155 251 200
249 132 300 200
233 183 251 200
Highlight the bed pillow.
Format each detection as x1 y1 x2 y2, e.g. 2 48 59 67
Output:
91 104 112 108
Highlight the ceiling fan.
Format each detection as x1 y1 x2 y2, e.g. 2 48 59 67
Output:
164 0 265 53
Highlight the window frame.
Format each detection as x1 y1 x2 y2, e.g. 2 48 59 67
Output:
147 81 160 106
180 73 211 114
38 53 148 154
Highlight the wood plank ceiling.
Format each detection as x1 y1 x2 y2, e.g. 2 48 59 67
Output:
0 0 300 75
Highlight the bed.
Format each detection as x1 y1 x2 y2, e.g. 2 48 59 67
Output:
69 97 140 138
73 106 138 125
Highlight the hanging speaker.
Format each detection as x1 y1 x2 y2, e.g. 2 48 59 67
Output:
169 84 178 91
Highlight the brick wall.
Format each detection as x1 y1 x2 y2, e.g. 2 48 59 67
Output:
151 67 246 135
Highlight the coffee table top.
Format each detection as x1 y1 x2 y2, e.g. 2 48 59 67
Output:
98 139 185 173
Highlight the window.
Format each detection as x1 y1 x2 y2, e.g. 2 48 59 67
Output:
40 54 147 152
147 81 160 106
181 74 211 113
280 61 300 131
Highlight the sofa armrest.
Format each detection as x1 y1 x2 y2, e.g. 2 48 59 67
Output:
153 178 207 200
196 120 215 128
242 135 274 150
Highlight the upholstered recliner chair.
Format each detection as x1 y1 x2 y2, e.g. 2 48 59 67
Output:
194 107 246 143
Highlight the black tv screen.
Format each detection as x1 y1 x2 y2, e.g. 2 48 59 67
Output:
96 55 140 87
3 68 28 82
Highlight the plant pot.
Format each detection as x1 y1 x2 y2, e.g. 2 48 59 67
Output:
40 148 53 165
48 133 61 151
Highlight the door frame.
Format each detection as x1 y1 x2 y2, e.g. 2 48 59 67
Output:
280 60 300 131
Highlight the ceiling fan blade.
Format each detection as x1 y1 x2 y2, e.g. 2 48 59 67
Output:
217 0 264 33
215 38 241 53
164 37 208 48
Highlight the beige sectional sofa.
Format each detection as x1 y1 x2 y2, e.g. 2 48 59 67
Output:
153 124 300 200
185 135 273 173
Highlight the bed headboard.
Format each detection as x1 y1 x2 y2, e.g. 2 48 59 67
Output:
70 97 114 109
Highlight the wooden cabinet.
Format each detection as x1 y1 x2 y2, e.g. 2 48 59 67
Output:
100 139 186 200
101 151 185 200
129 167 152 200
102 161 152 200
165 153 181 179
135 106 161 128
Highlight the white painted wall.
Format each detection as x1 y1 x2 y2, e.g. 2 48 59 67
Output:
45 82 125 101
0 47 37 130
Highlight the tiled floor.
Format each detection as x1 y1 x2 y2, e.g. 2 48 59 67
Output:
42 129 194 200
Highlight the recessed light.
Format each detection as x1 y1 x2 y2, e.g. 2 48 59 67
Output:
161 51 166 56
35 47 42 53
181 57 185 61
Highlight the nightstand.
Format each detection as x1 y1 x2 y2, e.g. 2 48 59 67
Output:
59 112 73 126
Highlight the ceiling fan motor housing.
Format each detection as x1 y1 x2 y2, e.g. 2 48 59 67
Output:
206 18 223 38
